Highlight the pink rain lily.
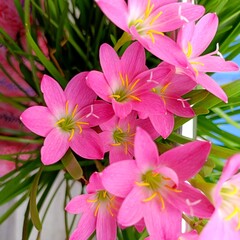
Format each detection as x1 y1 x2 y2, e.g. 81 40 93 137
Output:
177 13 239 102
200 154 240 240
65 172 123 240
102 127 214 239
99 111 159 163
140 62 196 138
20 73 114 165
95 0 205 66
178 230 199 240
87 42 171 119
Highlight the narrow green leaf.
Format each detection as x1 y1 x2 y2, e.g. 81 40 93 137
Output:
61 150 83 180
29 166 44 231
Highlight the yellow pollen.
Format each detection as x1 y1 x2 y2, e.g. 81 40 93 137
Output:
145 0 154 18
135 181 150 187
147 30 164 43
68 129 75 141
76 121 89 125
94 203 101 217
111 143 121 146
103 191 107 198
125 75 129 87
190 61 204 66
185 42 193 58
228 185 238 195
116 127 123 133
65 100 69 115
160 82 171 94
72 104 78 117
143 192 157 202
225 207 239 221
157 192 165 210
56 118 66 125
129 95 141 101
130 79 140 91
147 31 155 43
127 123 130 133
150 11 163 25
134 19 144 24
165 185 182 193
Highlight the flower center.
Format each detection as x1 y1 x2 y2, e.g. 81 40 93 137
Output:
56 101 89 141
111 124 135 154
109 73 141 103
87 190 116 217
128 0 164 43
220 181 240 230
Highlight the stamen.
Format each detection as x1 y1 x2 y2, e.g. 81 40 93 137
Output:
160 82 171 94
111 143 121 146
125 74 129 87
94 203 101 217
127 123 130 133
225 207 238 221
193 67 199 76
135 181 150 187
134 19 144 25
103 191 107 198
129 95 141 101
65 101 69 115
228 185 238 195
165 185 182 193
185 42 193 58
72 104 78 117
56 118 66 125
119 73 125 86
145 0 154 18
157 192 165 210
123 142 128 154
87 199 98 203
147 31 155 43
142 192 157 202
116 127 123 133
110 94 121 99
130 79 140 91
190 61 204 66
150 11 163 25
107 206 114 217
68 129 75 141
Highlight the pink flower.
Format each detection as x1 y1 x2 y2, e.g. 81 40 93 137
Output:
65 172 123 240
200 154 240 240
141 62 196 138
87 42 170 119
177 13 239 102
179 230 199 240
102 128 214 239
99 111 159 163
95 0 205 66
20 73 114 165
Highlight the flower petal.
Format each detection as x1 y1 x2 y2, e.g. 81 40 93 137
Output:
159 140 211 180
20 106 54 137
95 0 128 32
121 42 147 80
134 127 159 171
149 112 174 139
167 182 214 218
65 72 96 110
41 128 69 165
96 210 117 240
190 13 218 57
86 71 112 102
102 160 138 198
87 172 104 193
70 129 104 159
196 73 228 103
144 199 181 239
112 99 132 119
109 145 134 163
192 55 239 73
40 75 66 116
65 194 90 214
70 211 96 240
118 186 144 226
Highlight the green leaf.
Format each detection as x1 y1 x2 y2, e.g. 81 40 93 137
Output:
61 150 83 180
29 166 44 231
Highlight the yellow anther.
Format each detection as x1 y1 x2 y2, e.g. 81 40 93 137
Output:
152 172 159 177
147 31 155 43
87 199 98 203
110 94 121 99
147 30 164 43
111 143 122 146
103 191 107 198
193 67 199 76
160 82 171 94
125 74 129 87
68 129 75 141
135 181 150 187
107 206 114 217
190 61 204 66
119 73 125 86
72 104 78 118
116 127 123 133
152 88 156 92
127 123 131 133
134 19 144 25
56 118 66 125
185 42 193 58
129 95 141 101
143 192 157 202
228 185 238 195
76 121 89 125
165 185 182 193
157 192 165 210
65 100 69 115
130 79 140 91
225 207 239 221
150 11 163 25
124 142 128 154
145 0 154 18
94 203 101 217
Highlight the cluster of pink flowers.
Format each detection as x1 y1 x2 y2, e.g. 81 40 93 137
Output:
2 0 239 239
